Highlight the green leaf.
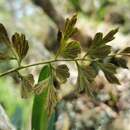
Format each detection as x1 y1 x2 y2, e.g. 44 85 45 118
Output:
32 65 58 130
0 23 11 46
20 74 34 98
104 72 120 84
86 28 118 59
77 64 97 96
98 63 120 84
103 28 118 43
88 45 111 59
55 15 79 59
119 47 130 56
64 14 78 40
32 65 51 130
55 64 70 83
92 32 103 46
86 30 116 59
11 33 29 63
61 40 81 59
80 65 97 83
110 57 128 68
99 63 117 73
0 24 14 60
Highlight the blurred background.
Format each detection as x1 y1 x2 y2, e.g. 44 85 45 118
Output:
1 0 130 130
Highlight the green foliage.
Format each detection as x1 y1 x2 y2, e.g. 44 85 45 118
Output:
119 47 130 56
98 63 120 84
60 40 81 59
103 28 119 43
0 23 10 46
88 44 111 59
64 14 78 40
0 14 130 130
55 14 81 59
110 57 128 68
0 24 12 61
32 65 50 130
86 28 118 59
32 65 59 130
55 64 70 83
76 63 97 96
11 33 29 64
0 24 29 64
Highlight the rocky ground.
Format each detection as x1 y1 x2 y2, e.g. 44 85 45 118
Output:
56 68 130 130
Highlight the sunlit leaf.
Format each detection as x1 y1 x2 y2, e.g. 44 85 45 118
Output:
64 14 78 40
55 64 70 83
61 40 81 59
64 14 77 31
103 28 118 43
55 15 79 59
11 33 29 63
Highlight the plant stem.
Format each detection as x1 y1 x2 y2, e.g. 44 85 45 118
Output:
1 52 125 78
0 58 92 77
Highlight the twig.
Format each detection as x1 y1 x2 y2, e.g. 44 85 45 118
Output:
0 58 91 77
